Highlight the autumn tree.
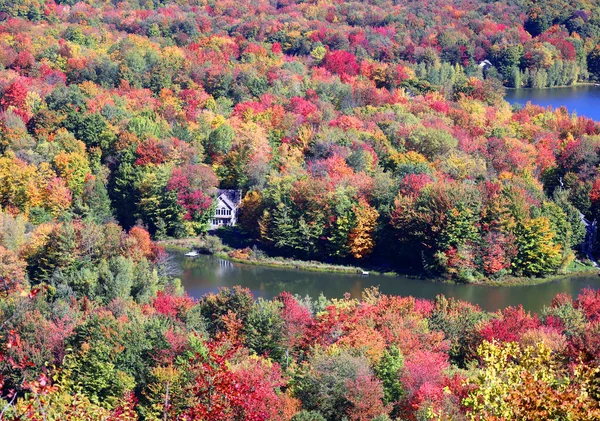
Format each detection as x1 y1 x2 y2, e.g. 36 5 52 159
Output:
464 340 600 421
347 199 378 259
0 245 27 294
238 190 264 237
513 217 562 277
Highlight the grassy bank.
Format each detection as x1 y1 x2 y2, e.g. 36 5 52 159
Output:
214 252 397 276
505 81 600 91
160 235 398 276
157 237 202 251
483 260 598 287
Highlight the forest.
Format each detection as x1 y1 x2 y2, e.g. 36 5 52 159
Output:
1 266 600 420
1 0 600 281
1 0 600 418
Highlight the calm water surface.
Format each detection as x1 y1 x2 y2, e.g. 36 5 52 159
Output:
504 85 600 121
173 252 600 313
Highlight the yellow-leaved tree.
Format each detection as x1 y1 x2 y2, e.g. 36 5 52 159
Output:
348 199 379 259
238 190 264 237
512 217 562 277
463 340 600 421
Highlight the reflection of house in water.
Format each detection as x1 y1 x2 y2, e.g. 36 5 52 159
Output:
215 258 235 277
210 189 242 229
219 259 233 268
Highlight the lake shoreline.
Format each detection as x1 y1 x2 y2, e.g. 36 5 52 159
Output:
219 254 598 287
161 238 598 288
504 81 600 91
159 238 398 276
215 252 398 276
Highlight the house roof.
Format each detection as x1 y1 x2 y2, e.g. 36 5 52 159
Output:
217 189 242 209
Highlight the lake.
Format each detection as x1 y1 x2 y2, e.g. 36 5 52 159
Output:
504 85 600 121
172 252 600 313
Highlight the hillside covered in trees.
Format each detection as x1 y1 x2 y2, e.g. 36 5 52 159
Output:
1 0 600 281
2 272 600 420
1 0 600 419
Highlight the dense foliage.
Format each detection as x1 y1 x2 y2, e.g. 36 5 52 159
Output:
1 0 600 418
1 259 600 421
2 0 600 281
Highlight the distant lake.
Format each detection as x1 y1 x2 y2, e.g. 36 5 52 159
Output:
504 85 600 121
172 252 600 313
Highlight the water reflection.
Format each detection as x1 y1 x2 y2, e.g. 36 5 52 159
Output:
215 258 235 277
173 253 600 313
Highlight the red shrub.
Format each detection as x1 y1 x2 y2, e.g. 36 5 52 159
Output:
401 350 449 415
479 306 540 343
277 292 313 351
345 368 388 421
135 139 166 166
0 78 28 110
153 292 194 319
575 288 600 323
323 50 359 76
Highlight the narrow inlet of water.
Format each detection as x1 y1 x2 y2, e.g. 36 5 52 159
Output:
172 252 600 313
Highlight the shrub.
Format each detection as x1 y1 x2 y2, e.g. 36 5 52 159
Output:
229 247 252 260
201 235 224 254
293 349 373 421
291 410 327 421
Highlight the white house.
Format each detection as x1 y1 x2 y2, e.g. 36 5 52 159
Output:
478 60 492 69
210 189 242 229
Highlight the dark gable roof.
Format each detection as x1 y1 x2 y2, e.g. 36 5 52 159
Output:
217 189 242 207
